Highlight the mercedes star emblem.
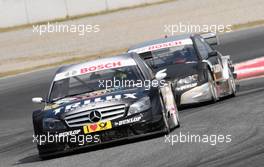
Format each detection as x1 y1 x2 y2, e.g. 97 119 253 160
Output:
89 110 102 123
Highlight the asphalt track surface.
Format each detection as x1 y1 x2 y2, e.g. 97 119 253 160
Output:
0 27 264 167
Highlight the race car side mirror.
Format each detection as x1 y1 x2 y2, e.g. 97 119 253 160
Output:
208 51 217 58
155 69 167 80
32 97 44 104
201 32 219 48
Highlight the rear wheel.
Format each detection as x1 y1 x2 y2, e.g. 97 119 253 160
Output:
228 68 237 97
207 70 219 102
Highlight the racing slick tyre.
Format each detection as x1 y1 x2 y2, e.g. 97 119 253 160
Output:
160 96 170 134
166 89 180 130
228 68 237 97
207 69 219 102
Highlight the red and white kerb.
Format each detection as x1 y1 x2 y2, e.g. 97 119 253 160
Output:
129 38 193 54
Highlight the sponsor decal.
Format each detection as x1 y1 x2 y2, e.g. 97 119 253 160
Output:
54 60 136 81
176 83 197 91
83 121 112 134
114 115 142 126
80 61 122 74
213 64 222 73
128 39 193 54
53 93 137 115
123 93 137 99
55 98 77 105
58 129 81 137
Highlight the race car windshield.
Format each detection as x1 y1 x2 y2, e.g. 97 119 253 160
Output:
49 65 143 102
139 44 198 69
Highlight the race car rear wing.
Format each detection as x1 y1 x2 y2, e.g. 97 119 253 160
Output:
201 33 219 48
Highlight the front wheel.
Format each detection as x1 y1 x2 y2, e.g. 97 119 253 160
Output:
160 84 180 133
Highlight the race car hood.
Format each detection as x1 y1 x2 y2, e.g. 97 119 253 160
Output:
43 87 148 117
154 62 199 80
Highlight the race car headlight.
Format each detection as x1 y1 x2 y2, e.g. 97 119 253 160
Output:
128 96 151 116
177 74 198 86
176 74 198 91
43 118 66 131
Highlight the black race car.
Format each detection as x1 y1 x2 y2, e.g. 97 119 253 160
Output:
32 53 179 158
128 33 238 106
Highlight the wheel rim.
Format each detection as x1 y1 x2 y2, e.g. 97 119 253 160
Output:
208 72 217 101
228 68 236 95
160 97 170 132
231 79 236 93
230 73 236 94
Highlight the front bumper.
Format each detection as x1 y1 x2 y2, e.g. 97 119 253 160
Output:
180 82 212 105
36 110 164 157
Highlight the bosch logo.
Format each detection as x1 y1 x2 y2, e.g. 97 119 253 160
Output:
80 61 122 74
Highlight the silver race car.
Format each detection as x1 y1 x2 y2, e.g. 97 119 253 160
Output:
128 33 239 106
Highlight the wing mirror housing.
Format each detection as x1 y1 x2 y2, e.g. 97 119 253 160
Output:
208 51 218 58
201 32 219 48
155 69 167 80
32 97 45 104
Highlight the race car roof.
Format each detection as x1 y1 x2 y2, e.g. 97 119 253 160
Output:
128 34 192 51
